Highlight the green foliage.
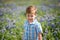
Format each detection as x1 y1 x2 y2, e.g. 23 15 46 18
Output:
0 0 60 40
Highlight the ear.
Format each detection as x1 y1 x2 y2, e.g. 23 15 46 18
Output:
35 8 37 15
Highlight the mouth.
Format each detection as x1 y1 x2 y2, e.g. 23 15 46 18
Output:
28 19 33 22
28 19 33 20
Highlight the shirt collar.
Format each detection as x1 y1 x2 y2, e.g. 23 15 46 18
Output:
27 19 38 24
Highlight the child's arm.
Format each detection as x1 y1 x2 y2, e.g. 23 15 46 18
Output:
36 23 43 40
38 33 42 40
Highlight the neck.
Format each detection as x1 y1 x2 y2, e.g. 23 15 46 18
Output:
28 20 33 24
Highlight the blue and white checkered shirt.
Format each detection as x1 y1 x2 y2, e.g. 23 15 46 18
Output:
23 19 43 40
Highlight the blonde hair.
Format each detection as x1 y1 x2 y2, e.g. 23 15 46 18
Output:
26 5 37 14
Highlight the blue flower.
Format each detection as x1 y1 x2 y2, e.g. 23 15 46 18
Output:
40 17 45 22
0 12 3 16
53 31 57 36
48 23 55 28
0 18 4 22
51 23 56 28
5 25 10 30
57 22 60 25
47 19 53 23
0 28 6 33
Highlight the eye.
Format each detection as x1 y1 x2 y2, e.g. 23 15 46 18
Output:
28 15 30 17
31 15 33 17
27 14 33 17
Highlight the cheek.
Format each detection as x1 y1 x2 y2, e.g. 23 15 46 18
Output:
27 17 31 19
31 16 35 20
27 17 33 20
32 16 36 19
26 15 36 20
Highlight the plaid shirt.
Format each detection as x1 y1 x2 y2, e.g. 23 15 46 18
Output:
23 19 43 40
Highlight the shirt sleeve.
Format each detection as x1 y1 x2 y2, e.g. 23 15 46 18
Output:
22 21 27 40
36 23 43 34
23 20 27 29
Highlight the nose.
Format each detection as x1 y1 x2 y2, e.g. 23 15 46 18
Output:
28 16 32 19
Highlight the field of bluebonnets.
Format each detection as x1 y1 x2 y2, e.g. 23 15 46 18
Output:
0 0 60 40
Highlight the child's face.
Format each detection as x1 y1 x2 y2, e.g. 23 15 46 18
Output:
26 13 36 23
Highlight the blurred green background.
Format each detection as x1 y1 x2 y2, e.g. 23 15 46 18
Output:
0 0 60 40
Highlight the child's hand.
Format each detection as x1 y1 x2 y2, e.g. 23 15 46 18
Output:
38 33 42 40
